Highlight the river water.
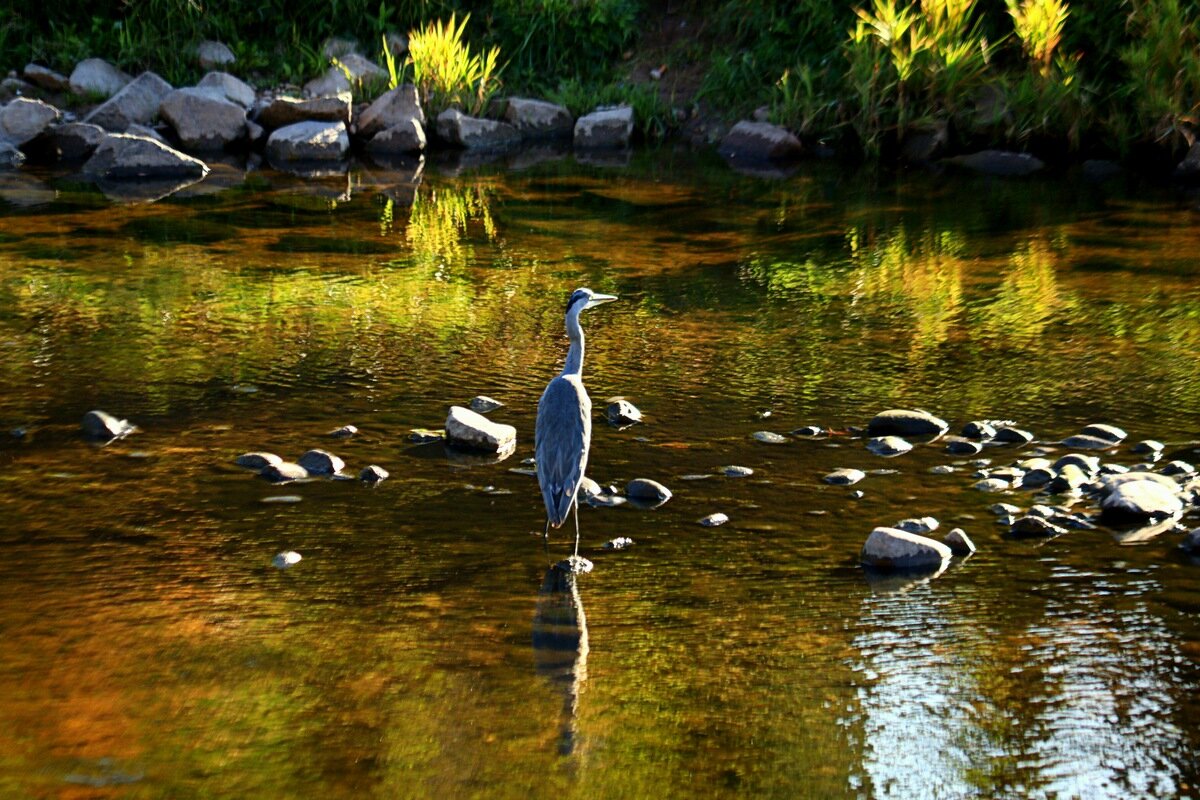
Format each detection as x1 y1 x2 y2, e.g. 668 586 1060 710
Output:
1 151 1198 799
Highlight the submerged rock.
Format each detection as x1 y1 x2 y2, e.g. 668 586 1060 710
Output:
445 405 516 453
1010 515 1069 538
993 426 1034 444
236 452 282 469
607 399 641 426
945 149 1044 177
867 436 912 456
82 409 135 439
791 425 825 436
329 424 358 438
359 464 389 483
943 528 976 555
824 468 866 486
468 395 504 413
1061 434 1117 450
896 516 939 534
700 512 729 527
723 465 754 478
297 449 344 475
860 527 952 569
974 478 1010 492
867 409 949 438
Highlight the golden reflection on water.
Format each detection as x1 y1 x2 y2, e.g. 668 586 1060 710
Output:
0 160 1199 798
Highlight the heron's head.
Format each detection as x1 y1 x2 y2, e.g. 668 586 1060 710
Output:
566 287 618 315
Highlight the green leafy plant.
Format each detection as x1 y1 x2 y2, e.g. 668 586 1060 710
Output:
547 79 677 141
1116 0 1200 149
406 14 504 117
1006 0 1068 76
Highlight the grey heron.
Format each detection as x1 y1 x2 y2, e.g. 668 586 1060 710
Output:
536 287 618 555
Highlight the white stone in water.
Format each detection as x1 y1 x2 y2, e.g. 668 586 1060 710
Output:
867 436 913 456
860 527 952 569
699 512 729 527
262 495 303 504
896 516 939 534
723 465 754 477
260 462 309 482
468 395 504 413
626 478 672 502
236 452 282 469
1132 439 1164 456
974 478 1010 492
943 528 976 555
752 430 788 444
82 409 135 439
990 503 1021 516
1081 423 1127 444
823 468 866 486
1101 479 1183 521
603 537 634 550
359 465 388 484
577 476 602 499
607 399 642 425
273 551 302 568
1061 434 1117 450
297 449 344 475
329 424 358 438
445 405 516 453
867 409 949 438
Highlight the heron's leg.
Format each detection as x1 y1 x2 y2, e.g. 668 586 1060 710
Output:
543 518 550 559
572 500 581 557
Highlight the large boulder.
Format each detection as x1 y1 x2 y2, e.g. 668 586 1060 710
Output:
69 58 132 98
256 93 351 129
367 120 425 154
23 64 70 93
356 84 424 138
503 97 573 139
196 71 255 109
1100 477 1184 522
445 405 516 453
436 109 520 151
48 122 107 160
84 71 173 132
867 409 949 438
160 88 247 150
944 150 1044 177
718 120 803 162
82 133 209 179
860 527 952 569
197 40 236 70
265 120 349 162
574 106 633 149
0 98 61 146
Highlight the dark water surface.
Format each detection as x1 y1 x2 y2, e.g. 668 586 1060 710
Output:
1 152 1199 799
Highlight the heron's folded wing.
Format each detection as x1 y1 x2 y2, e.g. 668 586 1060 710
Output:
535 376 592 526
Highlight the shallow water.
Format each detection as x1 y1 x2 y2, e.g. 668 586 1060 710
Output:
1 151 1199 799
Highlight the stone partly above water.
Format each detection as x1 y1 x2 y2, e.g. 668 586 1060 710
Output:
823 468 866 486
943 528 976 555
445 405 516 453
718 121 804 162
867 409 949 438
437 109 521 152
626 478 672 503
83 134 209 180
699 513 730 527
265 121 349 163
360 465 389 484
272 550 302 569
236 452 282 470
860 527 952 569
260 462 309 482
944 149 1045 177
753 430 788 445
607 399 641 426
1100 478 1184 522
298 449 344 476
867 436 913 456
723 465 753 478
82 409 136 439
574 106 633 150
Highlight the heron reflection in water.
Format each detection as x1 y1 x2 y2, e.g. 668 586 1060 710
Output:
536 287 618 555
532 560 590 756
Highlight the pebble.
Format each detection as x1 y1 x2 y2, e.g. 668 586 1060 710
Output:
1010 516 1069 538
261 495 303 504
823 468 866 486
626 478 672 503
699 513 729 527
752 430 789 445
1161 460 1196 477
586 494 627 508
468 395 504 413
360 465 389 484
236 452 282 469
1081 423 1127 444
993 427 1034 444
329 424 358 438
723 466 754 477
298 449 345 476
867 436 912 456
272 551 302 568
791 425 825 436
961 421 997 440
603 537 635 550
1132 440 1164 456
1061 434 1117 450
944 437 982 455
974 478 1010 492
929 465 957 474
942 528 976 555
607 399 642 425
896 516 939 534
260 462 309 482
82 409 135 440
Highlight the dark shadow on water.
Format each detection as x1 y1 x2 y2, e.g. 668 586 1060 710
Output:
532 561 589 757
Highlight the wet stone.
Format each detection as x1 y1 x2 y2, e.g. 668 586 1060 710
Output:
236 452 282 469
273 551 302 568
1132 440 1165 456
330 424 357 438
993 427 1034 444
607 399 642 425
1010 515 1069 538
867 409 949 438
974 478 1010 492
298 449 344 475
445 405 516 453
961 421 997 440
626 478 672 503
82 409 136 440
1047 463 1088 493
860 527 952 569
943 528 976 555
1082 423 1127 444
929 464 957 475
723 466 754 478
1022 467 1055 488
261 462 308 482
409 428 444 444
699 513 730 527
360 465 389 484
1101 479 1184 522
867 436 912 457
823 468 866 486
1053 454 1100 475
261 495 303 504
944 437 982 455
1100 463 1130 475
1061 434 1117 451
578 476 602 499
603 537 634 550
1162 460 1196 477
791 425 824 437
469 395 504 413
990 503 1021 516
896 516 939 534
752 430 788 445
1181 528 1200 554
586 494 627 508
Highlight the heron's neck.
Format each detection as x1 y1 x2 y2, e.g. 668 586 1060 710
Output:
561 307 584 377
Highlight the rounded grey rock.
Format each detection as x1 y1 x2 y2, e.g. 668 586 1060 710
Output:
607 399 642 425
468 395 504 413
261 462 309 482
974 478 1010 492
1061 434 1117 451
944 437 982 455
867 409 949 438
360 465 389 484
993 427 1034 444
929 464 956 474
860 527 952 569
577 476 602 499
699 513 730 527
236 452 282 469
823 468 866 486
961 421 997 440
329 424 358 438
445 405 516 453
867 436 912 457
1081 423 1127 444
272 550 302 568
1161 460 1196 477
942 528 976 555
1101 479 1183 522
1047 463 1088 493
1010 515 1069 538
626 478 672 503
1132 440 1164 456
297 449 345 476
752 430 788 445
723 465 754 478
1053 454 1100 475
896 516 939 534
990 502 1021 516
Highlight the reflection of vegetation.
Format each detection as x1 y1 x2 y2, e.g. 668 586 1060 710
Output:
979 238 1074 344
404 181 500 275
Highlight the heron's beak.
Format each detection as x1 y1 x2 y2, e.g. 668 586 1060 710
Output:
585 293 618 309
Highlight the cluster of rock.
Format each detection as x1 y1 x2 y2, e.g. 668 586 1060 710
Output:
1 44 640 191
235 442 387 485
